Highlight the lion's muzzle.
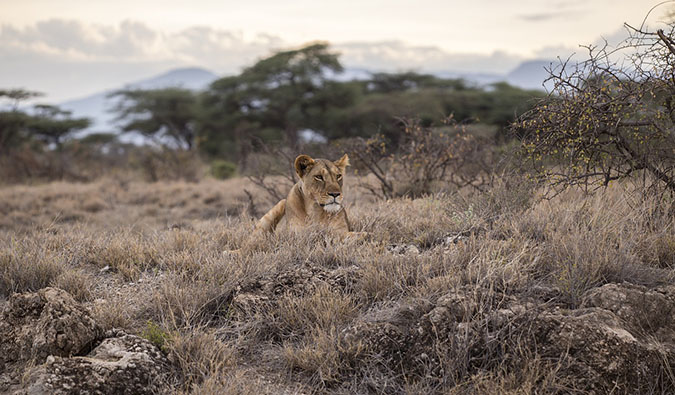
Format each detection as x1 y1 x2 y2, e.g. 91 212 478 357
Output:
320 195 343 213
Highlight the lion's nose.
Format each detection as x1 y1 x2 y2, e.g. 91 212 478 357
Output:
328 192 340 198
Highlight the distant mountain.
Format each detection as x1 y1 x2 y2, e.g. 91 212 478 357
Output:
60 62 552 141
127 67 218 91
432 70 504 86
60 67 218 136
505 60 554 91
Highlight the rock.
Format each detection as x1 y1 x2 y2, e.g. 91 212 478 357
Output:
262 264 359 297
339 283 675 393
581 282 675 342
1 288 172 394
340 299 434 373
0 287 102 373
430 291 479 323
231 264 360 316
21 332 171 395
231 293 271 317
441 234 467 246
501 306 671 393
387 244 420 255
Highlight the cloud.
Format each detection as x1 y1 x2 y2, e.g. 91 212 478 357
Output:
532 27 635 60
0 19 289 100
1 19 523 75
517 10 581 22
0 19 284 69
335 41 523 74
0 18 545 101
169 27 285 71
0 19 160 60
534 45 578 59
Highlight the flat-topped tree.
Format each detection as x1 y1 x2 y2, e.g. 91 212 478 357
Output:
110 88 199 150
0 89 43 153
0 89 42 111
28 105 90 149
203 42 350 154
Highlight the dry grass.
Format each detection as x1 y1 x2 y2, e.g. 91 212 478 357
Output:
1 175 673 393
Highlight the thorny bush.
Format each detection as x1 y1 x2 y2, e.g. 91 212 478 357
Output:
516 21 675 205
343 117 499 199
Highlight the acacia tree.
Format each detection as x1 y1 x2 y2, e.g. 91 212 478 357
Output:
111 88 199 150
0 89 42 110
203 42 349 160
29 105 90 149
516 21 675 197
0 89 42 153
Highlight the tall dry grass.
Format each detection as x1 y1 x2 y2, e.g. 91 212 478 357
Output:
0 175 673 393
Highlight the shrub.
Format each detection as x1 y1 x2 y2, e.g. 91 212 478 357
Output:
516 23 675 200
210 160 237 180
342 117 498 199
51 269 94 302
130 148 204 182
142 320 171 352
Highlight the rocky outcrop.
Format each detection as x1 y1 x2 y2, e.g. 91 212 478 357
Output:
231 263 360 317
340 283 675 394
582 282 675 344
0 288 171 394
21 331 170 395
501 307 670 393
3 280 675 394
0 287 102 374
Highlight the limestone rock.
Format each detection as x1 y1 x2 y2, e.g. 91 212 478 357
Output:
231 264 360 316
1 288 172 394
503 307 669 393
21 332 171 395
0 287 102 373
387 244 420 255
339 283 675 393
581 282 675 343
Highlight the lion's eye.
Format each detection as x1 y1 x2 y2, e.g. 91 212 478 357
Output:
336 174 342 180
314 175 323 181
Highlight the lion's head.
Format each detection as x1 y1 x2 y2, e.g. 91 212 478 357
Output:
294 153 350 213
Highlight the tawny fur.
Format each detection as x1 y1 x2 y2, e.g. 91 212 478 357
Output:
255 154 352 234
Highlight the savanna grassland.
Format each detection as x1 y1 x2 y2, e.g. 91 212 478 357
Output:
1 173 674 393
2 19 675 394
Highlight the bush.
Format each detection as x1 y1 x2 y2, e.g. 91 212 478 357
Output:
210 160 237 180
142 320 171 352
342 117 498 198
516 23 675 200
130 148 204 182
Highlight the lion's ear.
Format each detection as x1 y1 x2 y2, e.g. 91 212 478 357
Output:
334 154 350 171
294 154 316 177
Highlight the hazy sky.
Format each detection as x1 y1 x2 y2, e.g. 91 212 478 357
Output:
0 0 667 102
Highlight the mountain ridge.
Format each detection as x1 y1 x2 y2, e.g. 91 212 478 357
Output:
61 61 553 136
61 67 218 135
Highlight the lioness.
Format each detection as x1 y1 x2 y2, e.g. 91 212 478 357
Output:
256 153 353 234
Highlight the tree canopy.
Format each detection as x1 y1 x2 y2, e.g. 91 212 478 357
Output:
201 42 351 157
0 90 89 153
29 105 90 148
105 43 543 169
111 88 199 150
